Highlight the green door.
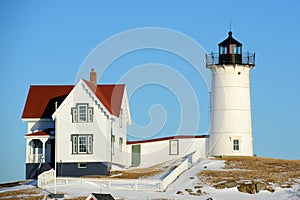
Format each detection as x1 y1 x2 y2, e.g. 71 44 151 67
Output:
132 145 141 167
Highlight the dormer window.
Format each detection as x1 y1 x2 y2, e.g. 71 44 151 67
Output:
71 104 93 123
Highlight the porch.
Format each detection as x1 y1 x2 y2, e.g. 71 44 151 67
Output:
24 130 55 179
25 131 54 164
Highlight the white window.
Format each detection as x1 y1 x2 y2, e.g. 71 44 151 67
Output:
88 135 93 154
78 163 87 168
112 135 115 155
73 136 77 154
72 109 78 122
119 137 123 152
233 139 240 151
88 108 93 122
72 134 93 154
71 104 93 123
169 140 179 155
78 105 87 122
78 136 87 153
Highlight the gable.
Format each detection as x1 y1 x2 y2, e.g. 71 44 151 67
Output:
22 85 73 119
22 80 128 119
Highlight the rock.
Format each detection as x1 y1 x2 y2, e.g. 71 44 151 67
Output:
185 188 193 193
194 185 203 189
196 189 202 194
214 183 226 189
237 183 256 194
176 191 183 195
255 182 267 193
190 177 195 179
224 181 238 188
214 181 238 189
206 198 213 200
190 192 201 196
204 166 207 169
267 187 275 193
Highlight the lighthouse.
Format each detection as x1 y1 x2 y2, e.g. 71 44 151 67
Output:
206 31 255 156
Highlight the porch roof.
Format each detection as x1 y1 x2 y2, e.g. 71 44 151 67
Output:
25 131 50 137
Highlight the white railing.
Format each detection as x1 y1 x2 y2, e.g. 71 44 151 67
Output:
38 169 55 188
28 154 44 163
57 177 163 191
161 158 189 191
38 151 203 192
38 175 163 191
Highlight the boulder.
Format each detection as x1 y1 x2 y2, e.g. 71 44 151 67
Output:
214 181 238 189
255 182 267 193
194 185 203 189
267 187 275 193
237 183 256 194
196 189 202 194
185 188 193 193
224 181 238 188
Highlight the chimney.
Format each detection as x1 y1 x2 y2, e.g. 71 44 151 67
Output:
90 68 97 85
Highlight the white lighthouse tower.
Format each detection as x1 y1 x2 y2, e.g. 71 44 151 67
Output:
206 31 255 156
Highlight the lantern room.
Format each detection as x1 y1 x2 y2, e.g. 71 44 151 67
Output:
218 31 242 64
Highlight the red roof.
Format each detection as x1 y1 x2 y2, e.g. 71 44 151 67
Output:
22 85 73 119
83 80 125 116
22 80 125 119
126 135 207 145
25 131 50 137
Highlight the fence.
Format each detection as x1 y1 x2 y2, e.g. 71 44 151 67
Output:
38 151 202 191
38 171 163 191
38 168 55 188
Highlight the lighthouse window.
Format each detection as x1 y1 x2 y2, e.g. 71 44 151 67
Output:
233 139 240 151
221 46 228 54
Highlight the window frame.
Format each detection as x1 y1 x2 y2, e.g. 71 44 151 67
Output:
112 135 115 155
169 140 179 155
88 108 93 122
71 103 93 123
78 105 87 122
119 137 123 152
233 139 240 151
71 134 93 154
78 163 87 168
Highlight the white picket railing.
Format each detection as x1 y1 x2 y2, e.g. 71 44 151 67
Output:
38 168 55 188
38 150 202 192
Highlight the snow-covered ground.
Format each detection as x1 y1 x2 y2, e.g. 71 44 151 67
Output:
1 159 300 199
42 158 300 199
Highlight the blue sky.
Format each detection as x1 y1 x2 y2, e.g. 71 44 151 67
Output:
1 1 300 183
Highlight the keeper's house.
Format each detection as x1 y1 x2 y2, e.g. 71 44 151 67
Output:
22 69 131 179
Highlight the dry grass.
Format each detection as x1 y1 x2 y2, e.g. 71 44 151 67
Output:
84 162 171 179
198 156 300 188
65 197 86 200
109 166 166 179
0 188 44 199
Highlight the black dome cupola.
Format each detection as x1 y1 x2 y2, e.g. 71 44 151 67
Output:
218 31 242 64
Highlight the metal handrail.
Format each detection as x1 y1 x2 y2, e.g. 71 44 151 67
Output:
206 52 255 66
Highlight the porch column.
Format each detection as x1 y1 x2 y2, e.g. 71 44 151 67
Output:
40 138 48 163
25 139 31 163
